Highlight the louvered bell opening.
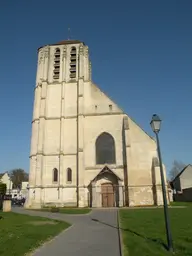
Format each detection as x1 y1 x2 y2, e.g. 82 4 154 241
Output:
70 54 76 60
54 56 60 61
70 49 76 54
70 65 76 72
54 61 60 67
54 63 60 67
54 67 60 72
55 49 60 54
70 71 76 78
70 59 76 64
53 74 59 79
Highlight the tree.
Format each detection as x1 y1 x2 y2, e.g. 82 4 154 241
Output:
169 160 186 181
9 169 28 189
0 182 6 195
0 182 6 210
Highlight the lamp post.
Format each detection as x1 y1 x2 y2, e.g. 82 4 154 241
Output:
150 114 173 252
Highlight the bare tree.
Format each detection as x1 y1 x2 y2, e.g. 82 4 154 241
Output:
9 169 28 189
169 160 186 181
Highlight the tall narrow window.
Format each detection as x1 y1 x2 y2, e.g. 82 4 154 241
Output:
96 132 116 164
53 48 60 80
67 168 72 183
53 168 58 182
70 47 76 79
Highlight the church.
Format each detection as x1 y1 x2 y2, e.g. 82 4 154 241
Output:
26 39 168 209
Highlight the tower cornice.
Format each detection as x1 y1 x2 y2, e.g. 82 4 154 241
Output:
38 40 85 52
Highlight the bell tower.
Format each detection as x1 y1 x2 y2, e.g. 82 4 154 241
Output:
26 40 91 208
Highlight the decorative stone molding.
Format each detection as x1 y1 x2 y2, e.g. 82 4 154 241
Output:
62 46 67 60
85 165 124 170
31 111 124 123
84 46 89 58
30 185 86 189
38 50 44 64
44 46 49 58
123 116 129 130
37 82 42 87
79 44 84 55
89 61 92 79
30 152 77 158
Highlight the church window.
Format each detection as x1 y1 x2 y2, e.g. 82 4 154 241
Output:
67 168 72 182
95 132 116 164
109 105 112 111
70 47 76 79
53 168 58 182
53 48 60 80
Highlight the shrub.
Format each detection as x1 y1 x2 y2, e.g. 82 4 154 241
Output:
51 207 59 213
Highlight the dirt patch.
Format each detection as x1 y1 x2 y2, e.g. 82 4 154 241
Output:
27 221 57 226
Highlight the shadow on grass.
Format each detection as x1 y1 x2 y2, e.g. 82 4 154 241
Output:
91 218 168 251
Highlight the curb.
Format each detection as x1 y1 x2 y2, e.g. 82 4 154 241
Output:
117 209 124 256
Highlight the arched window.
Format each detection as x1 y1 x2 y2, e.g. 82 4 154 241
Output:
67 168 72 182
70 47 76 79
53 48 60 80
53 168 58 182
95 132 116 164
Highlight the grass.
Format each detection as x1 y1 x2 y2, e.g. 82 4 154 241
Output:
120 204 192 256
170 201 192 207
36 207 91 214
0 212 70 256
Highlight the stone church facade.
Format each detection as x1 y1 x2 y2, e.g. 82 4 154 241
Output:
25 39 168 209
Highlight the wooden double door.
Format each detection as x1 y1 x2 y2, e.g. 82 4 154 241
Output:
101 183 115 207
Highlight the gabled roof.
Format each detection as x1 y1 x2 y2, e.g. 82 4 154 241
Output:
91 166 122 183
171 164 192 183
0 172 10 179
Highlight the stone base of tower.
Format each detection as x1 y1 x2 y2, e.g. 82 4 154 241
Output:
25 202 42 209
127 185 168 207
24 188 42 209
24 185 167 209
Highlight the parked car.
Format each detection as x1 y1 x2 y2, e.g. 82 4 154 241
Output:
12 197 25 206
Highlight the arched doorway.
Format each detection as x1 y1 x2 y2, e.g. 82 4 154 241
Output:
101 183 115 207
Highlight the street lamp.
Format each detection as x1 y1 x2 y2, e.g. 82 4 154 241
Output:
150 114 173 252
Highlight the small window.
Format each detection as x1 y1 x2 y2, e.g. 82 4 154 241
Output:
109 105 112 111
95 105 97 110
53 168 58 182
67 168 72 183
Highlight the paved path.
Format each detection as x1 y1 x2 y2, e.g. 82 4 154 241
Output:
12 207 121 256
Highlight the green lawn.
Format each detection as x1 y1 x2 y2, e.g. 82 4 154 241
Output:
170 201 192 207
0 212 70 256
120 205 192 256
39 207 91 214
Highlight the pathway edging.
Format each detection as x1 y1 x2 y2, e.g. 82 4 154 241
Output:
29 224 74 256
117 210 124 256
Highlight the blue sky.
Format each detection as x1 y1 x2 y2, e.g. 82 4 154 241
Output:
0 1 191 176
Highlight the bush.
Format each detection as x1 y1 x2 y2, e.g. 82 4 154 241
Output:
51 207 59 213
